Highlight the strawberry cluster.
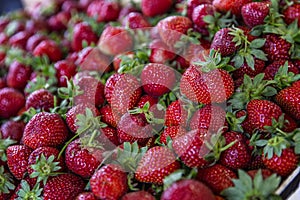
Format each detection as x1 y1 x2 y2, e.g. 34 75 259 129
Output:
0 0 300 199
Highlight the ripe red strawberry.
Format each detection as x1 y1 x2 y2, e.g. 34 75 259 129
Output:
160 126 187 144
275 83 300 120
66 103 100 133
65 139 103 178
99 104 119 128
0 87 25 119
98 26 133 56
105 73 142 114
47 11 71 31
0 120 25 142
211 28 238 57
263 34 291 62
187 0 213 19
25 89 54 111
43 173 85 200
157 16 193 48
264 60 299 80
76 46 111 73
189 104 226 133
99 126 119 148
33 39 62 62
263 148 299 177
219 131 251 170
9 177 37 200
54 60 77 87
135 146 181 184
213 0 252 16
141 0 173 17
164 100 188 127
26 34 47 52
90 164 128 199
61 0 81 12
117 113 153 145
192 4 215 31
87 0 120 22
180 66 234 104
149 39 176 64
71 22 98 52
7 61 32 91
241 2 270 28
23 112 69 149
121 191 155 200
6 145 32 180
232 58 265 79
161 179 215 200
9 30 32 50
76 192 97 200
246 99 282 131
141 63 176 97
197 164 237 194
283 3 300 26
173 129 211 168
137 95 159 108
122 12 151 29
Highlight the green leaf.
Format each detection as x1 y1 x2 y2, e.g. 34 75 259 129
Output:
250 38 266 48
250 49 268 61
245 54 255 70
233 54 244 68
163 169 185 190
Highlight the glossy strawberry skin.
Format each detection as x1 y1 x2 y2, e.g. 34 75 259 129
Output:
26 34 47 52
263 148 299 177
122 12 151 29
9 30 32 50
71 22 98 52
264 60 299 80
7 61 32 91
213 0 252 16
283 3 300 26
164 100 188 127
187 0 213 19
87 0 120 22
161 179 215 200
135 146 181 184
211 28 238 57
33 40 62 62
219 131 251 170
47 11 71 31
149 39 176 64
76 192 97 200
6 145 32 180
99 104 119 128
121 191 155 200
241 2 270 28
160 126 187 144
54 60 77 87
192 4 215 30
141 0 173 17
43 174 85 200
25 89 54 112
263 34 291 62
23 112 69 149
0 120 25 142
0 87 25 119
90 164 128 200
197 164 237 194
65 139 103 178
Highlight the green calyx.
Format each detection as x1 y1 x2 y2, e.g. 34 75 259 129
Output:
0 166 15 194
0 136 17 162
129 102 165 125
57 78 83 109
17 181 43 200
273 62 300 90
229 73 277 110
226 106 246 133
174 28 202 49
30 154 62 185
221 169 281 200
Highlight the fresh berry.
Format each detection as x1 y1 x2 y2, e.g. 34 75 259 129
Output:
25 89 54 111
141 0 173 17
241 2 270 28
0 87 25 119
87 0 120 22
71 22 98 52
121 191 156 200
7 61 32 91
0 120 25 142
33 39 63 62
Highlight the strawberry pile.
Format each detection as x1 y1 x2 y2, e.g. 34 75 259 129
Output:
0 0 300 199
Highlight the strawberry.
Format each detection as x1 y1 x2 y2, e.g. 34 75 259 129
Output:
122 12 151 29
283 3 300 26
121 191 155 200
99 126 120 148
99 104 119 128
61 0 81 12
47 11 71 31
164 100 188 127
90 164 128 199
9 177 37 200
135 146 181 184
241 2 270 28
8 30 32 50
263 34 291 62
197 164 237 194
23 112 69 149
33 39 63 62
192 4 215 32
187 0 213 19
173 129 212 168
189 104 226 133
157 16 193 48
212 0 252 16
141 0 173 17
54 60 77 87
76 192 97 200
161 179 215 200
87 0 120 22
71 22 98 52
219 131 251 170
98 26 133 56
105 73 142 114
0 120 25 142
246 99 282 131
6 145 32 180
211 28 238 57
0 87 25 119
65 139 103 178
232 58 265 79
264 60 299 80
43 173 85 200
263 148 299 177
117 113 153 145
25 89 54 111
275 83 300 120
26 34 48 53
247 169 273 179
160 126 187 144
7 61 32 91
141 63 176 97
180 65 234 104
149 39 176 64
